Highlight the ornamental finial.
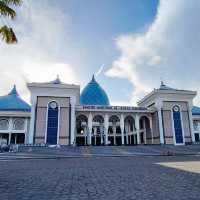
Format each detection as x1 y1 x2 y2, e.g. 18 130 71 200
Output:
92 74 95 82
161 80 166 87
9 84 18 96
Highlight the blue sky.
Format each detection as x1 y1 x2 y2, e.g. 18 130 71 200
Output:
1 0 200 106
58 0 159 103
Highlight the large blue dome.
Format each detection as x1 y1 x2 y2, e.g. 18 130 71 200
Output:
80 75 110 106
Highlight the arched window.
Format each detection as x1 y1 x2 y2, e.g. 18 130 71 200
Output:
173 105 183 144
93 115 104 124
124 116 135 133
0 119 9 130
92 115 104 135
46 101 59 144
13 118 25 130
109 115 119 124
109 115 121 134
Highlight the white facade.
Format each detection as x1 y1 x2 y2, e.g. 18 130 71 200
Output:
1 79 200 146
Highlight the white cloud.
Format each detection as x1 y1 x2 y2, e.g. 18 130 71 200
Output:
95 64 105 77
0 1 78 102
106 0 200 105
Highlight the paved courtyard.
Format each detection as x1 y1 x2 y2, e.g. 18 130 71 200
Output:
0 151 200 200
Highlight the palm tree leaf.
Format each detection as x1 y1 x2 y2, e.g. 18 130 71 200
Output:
0 25 17 44
0 1 16 19
1 0 22 6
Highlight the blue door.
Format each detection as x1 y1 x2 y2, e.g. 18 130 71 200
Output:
173 106 183 144
46 101 58 144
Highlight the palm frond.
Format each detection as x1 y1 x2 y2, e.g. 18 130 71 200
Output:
0 1 16 19
1 0 22 6
0 25 17 44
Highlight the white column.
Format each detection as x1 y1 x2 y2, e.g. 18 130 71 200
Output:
143 119 147 144
24 118 28 144
125 124 128 144
8 117 12 145
29 96 37 144
135 114 140 145
100 126 103 145
70 97 76 145
158 108 164 144
149 116 153 144
104 114 109 145
113 126 116 145
188 102 195 143
94 127 97 145
84 126 87 145
120 114 124 145
88 112 92 145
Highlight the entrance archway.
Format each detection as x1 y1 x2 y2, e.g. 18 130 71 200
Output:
124 116 136 145
92 115 104 145
76 115 88 146
173 106 184 144
46 101 59 145
139 116 151 144
108 115 121 145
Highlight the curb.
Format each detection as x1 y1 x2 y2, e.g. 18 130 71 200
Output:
0 152 199 160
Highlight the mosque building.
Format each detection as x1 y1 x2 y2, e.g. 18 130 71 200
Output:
1 75 200 146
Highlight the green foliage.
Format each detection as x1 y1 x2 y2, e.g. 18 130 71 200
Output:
0 0 22 44
1 0 22 6
0 25 17 43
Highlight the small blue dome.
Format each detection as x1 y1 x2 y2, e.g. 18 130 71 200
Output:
0 85 31 112
80 75 110 105
192 106 200 115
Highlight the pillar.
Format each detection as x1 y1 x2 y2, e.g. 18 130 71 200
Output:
188 102 195 143
104 114 109 145
94 127 97 145
28 96 37 144
143 118 147 144
8 117 12 145
100 125 104 145
70 97 76 145
88 112 92 145
113 126 116 145
135 114 140 145
24 118 28 144
120 114 124 145
158 108 164 144
149 116 154 144
125 124 128 144
84 126 87 145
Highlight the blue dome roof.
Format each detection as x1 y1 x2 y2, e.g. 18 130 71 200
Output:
0 85 31 112
192 106 200 115
80 75 110 105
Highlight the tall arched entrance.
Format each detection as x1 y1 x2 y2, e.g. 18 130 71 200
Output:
46 101 59 145
173 106 184 144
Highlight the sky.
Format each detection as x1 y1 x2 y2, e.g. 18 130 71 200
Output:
0 0 200 106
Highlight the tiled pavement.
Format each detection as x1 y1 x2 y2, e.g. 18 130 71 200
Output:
0 155 200 199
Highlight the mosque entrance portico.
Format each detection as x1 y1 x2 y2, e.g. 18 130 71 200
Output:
75 106 153 146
